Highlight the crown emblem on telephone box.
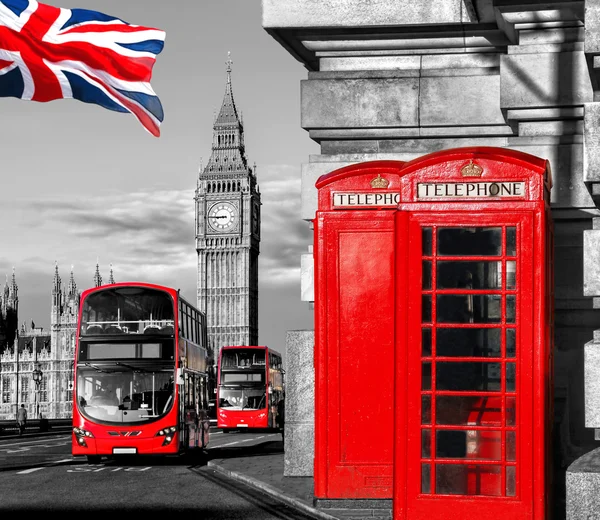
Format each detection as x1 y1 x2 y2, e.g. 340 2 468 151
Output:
461 160 484 177
370 174 389 189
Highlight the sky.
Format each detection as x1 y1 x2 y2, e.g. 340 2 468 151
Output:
0 0 320 366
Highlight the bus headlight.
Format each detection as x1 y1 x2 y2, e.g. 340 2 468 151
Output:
155 426 177 446
73 427 94 438
73 427 94 447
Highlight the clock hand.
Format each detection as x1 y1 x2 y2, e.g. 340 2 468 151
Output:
212 215 228 219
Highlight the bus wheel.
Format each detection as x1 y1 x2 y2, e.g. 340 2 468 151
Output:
222 428 231 433
87 455 102 464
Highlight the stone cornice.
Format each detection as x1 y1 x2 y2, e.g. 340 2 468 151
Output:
494 0 584 44
263 1 585 71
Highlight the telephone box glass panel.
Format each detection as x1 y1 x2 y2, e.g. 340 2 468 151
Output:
421 225 518 497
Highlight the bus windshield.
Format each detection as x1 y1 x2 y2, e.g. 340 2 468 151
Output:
76 363 174 424
80 286 175 335
218 369 265 410
221 348 265 368
219 388 266 410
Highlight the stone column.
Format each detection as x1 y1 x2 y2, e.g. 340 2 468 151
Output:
566 446 600 519
565 308 600 517
283 330 314 477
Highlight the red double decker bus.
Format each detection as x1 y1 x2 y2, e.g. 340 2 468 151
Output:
72 282 211 463
216 345 284 433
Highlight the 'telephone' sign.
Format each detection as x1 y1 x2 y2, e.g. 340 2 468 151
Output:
417 181 526 199
333 192 401 207
331 181 526 207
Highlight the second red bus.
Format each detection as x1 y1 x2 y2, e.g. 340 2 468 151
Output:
216 345 284 433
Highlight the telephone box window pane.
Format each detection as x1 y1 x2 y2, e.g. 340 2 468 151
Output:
436 464 467 494
422 328 432 356
422 228 432 256
422 429 432 458
422 395 431 424
506 261 516 289
436 465 502 496
437 328 501 357
506 227 517 256
421 464 431 493
436 396 501 426
422 295 432 323
506 396 516 426
437 362 502 391
437 261 502 289
436 430 467 458
423 261 432 289
438 431 502 460
422 362 432 390
437 227 502 256
437 295 502 323
506 363 516 391
506 466 516 496
506 295 516 323
506 328 516 358
506 431 516 461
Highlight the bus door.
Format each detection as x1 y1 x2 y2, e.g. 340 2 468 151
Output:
396 211 535 520
183 372 201 449
177 369 189 449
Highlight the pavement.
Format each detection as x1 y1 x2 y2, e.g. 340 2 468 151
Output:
207 436 340 520
0 427 337 519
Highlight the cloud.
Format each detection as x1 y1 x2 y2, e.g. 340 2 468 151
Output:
1 190 196 275
0 162 311 323
258 164 312 285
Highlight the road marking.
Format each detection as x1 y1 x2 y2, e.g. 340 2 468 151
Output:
17 467 44 474
215 433 279 448
67 466 152 472
14 458 76 474
0 439 70 452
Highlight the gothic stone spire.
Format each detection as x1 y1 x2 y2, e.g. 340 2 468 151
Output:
52 261 61 295
93 262 102 287
67 265 77 298
8 267 17 302
203 52 248 176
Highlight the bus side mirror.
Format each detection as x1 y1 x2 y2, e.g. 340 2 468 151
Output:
268 384 273 395
176 368 184 386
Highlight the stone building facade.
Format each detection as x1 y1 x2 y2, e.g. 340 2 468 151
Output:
263 0 600 515
195 57 261 362
0 263 114 420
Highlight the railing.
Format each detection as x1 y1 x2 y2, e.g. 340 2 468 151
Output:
0 418 72 436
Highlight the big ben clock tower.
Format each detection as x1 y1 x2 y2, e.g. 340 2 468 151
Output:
195 55 260 362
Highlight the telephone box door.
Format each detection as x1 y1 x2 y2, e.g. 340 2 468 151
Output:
396 211 535 520
315 214 396 497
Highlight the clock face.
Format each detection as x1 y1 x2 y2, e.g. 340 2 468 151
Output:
208 202 238 232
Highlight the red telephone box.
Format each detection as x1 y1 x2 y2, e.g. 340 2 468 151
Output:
392 147 553 520
313 147 553 518
314 161 407 499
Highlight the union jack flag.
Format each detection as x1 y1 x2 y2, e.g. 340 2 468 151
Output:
0 0 165 136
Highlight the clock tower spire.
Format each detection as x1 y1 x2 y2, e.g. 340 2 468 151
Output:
195 53 260 363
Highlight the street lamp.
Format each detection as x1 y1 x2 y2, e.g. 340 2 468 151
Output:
32 362 43 419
